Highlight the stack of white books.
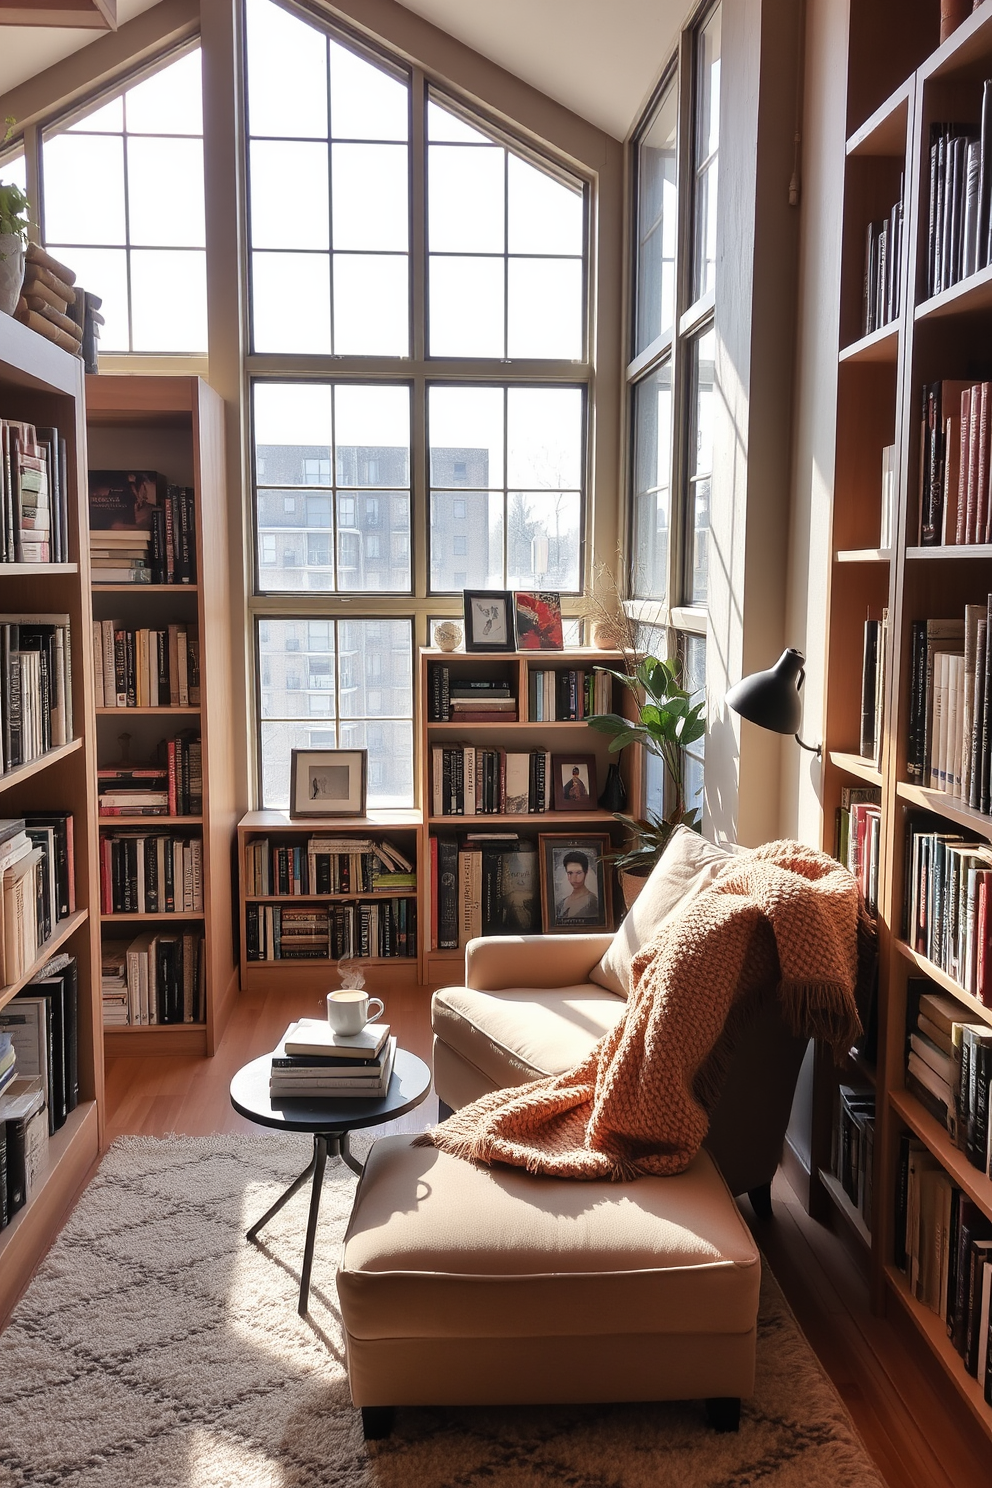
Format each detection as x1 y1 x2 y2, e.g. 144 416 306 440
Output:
269 1018 395 1099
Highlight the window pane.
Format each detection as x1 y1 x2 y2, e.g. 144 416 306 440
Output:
68 97 123 133
428 144 504 253
635 81 677 352
43 134 125 244
507 154 582 255
334 384 410 483
259 721 337 810
250 141 329 250
46 246 127 348
430 490 503 590
127 138 205 246
252 251 331 353
631 359 672 602
338 619 413 715
507 257 582 360
329 39 408 141
689 327 715 605
331 253 409 356
429 386 503 487
694 6 721 300
245 0 328 140
507 491 581 590
255 383 333 481
429 256 504 357
130 250 206 352
507 387 582 490
126 49 202 134
331 143 408 252
337 492 410 590
427 99 490 143
680 632 706 818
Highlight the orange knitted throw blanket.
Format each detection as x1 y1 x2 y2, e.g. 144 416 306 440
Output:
420 840 867 1181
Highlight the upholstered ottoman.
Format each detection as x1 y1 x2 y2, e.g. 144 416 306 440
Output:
337 1132 760 1438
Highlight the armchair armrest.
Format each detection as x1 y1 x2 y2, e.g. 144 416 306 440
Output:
464 934 614 992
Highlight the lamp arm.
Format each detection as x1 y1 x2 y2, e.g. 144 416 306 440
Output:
794 733 822 757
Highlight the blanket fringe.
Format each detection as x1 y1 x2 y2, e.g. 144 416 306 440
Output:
781 979 862 1060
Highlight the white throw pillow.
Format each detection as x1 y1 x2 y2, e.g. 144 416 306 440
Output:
590 826 733 997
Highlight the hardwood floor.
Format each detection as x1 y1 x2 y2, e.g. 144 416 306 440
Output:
103 987 991 1488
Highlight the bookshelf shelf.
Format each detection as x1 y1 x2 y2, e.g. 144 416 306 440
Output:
834 548 891 563
98 815 204 826
914 260 992 323
817 1168 872 1251
0 561 78 575
92 584 199 594
0 909 89 1015
245 891 415 902
905 544 992 560
827 751 883 785
894 941 992 1029
885 1267 992 1437
846 78 912 157
889 1087 992 1224
895 780 992 836
0 737 84 791
95 707 201 716
99 912 206 923
427 810 615 826
839 323 899 365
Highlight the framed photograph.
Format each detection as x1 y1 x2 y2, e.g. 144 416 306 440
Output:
463 590 515 652
538 833 613 933
289 749 367 819
514 591 564 650
552 754 598 811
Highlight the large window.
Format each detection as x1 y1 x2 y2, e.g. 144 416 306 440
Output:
627 4 721 820
245 0 590 809
40 48 206 354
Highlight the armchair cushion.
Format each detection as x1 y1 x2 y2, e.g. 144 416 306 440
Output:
590 826 733 997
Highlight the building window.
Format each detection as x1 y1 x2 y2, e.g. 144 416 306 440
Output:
40 47 206 354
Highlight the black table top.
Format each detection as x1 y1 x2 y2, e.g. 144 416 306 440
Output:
230 1047 433 1134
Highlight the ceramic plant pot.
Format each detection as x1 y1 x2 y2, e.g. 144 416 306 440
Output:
620 868 650 909
0 235 24 317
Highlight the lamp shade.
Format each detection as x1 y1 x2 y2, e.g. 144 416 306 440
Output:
726 648 807 735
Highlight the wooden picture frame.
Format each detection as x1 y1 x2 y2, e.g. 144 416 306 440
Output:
513 591 564 650
463 590 515 651
552 753 598 811
289 749 367 818
538 832 613 933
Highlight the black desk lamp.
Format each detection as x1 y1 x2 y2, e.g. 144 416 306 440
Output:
726 647 822 756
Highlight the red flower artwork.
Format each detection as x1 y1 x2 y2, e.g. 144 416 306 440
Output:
514 591 564 650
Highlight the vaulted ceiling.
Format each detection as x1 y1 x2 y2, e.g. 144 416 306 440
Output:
0 0 684 140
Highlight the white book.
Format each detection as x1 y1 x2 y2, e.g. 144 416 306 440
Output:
504 752 530 814
946 655 961 795
92 621 105 709
463 744 476 816
282 1016 390 1059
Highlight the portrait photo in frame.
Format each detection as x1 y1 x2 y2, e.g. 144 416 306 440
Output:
289 749 368 819
463 590 515 652
538 832 613 933
552 754 598 811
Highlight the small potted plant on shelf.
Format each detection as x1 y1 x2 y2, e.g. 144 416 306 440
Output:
0 121 28 318
587 654 706 906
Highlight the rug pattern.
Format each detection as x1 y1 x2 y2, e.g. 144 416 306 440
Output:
0 1134 885 1487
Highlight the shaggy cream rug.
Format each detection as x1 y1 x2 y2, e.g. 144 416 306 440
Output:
0 1134 885 1488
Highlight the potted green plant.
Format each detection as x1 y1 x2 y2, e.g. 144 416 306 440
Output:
587 654 706 905
0 121 29 318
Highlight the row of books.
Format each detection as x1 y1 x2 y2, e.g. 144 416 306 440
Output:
0 1075 47 1228
98 740 202 817
431 746 553 816
896 1135 992 1405
529 668 611 722
242 835 414 898
99 833 203 916
832 1084 875 1232
0 420 69 565
906 606 992 809
0 615 73 774
862 183 903 337
89 472 196 585
269 1019 396 1098
245 899 417 961
917 379 992 547
859 613 887 766
432 835 538 949
1 815 75 986
0 955 79 1135
905 826 992 1005
834 787 881 917
91 621 200 709
926 99 992 304
101 932 205 1026
904 984 992 1180
428 668 517 723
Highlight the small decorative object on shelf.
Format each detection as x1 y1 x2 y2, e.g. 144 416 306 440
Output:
15 245 82 356
289 749 367 819
463 590 514 652
513 591 563 650
0 140 27 317
598 762 627 814
538 832 612 933
433 620 462 652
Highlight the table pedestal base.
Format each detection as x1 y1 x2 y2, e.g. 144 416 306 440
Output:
246 1130 363 1315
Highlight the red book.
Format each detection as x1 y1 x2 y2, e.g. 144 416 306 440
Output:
167 740 177 816
100 836 112 914
978 382 992 544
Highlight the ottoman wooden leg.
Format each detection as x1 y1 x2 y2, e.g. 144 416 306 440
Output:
361 1406 395 1440
705 1397 741 1432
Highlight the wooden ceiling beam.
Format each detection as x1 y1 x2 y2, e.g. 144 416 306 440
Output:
0 0 116 30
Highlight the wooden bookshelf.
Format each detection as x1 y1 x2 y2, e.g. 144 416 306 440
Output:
85 377 238 1057
0 315 102 1326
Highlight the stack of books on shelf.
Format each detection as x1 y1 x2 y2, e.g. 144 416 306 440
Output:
100 832 203 915
92 621 200 708
916 379 992 546
427 665 517 722
269 1018 395 1099
100 931 204 1026
14 245 85 357
97 737 201 817
925 96 992 305
832 1083 875 1231
1 815 74 985
242 836 414 896
88 471 196 585
896 1135 992 1405
904 983 992 1178
859 612 887 767
0 953 79 1136
905 827 992 1004
0 420 69 564
431 745 552 816
862 178 903 336
0 615 73 771
530 667 611 722
432 834 538 948
835 786 881 916
246 899 417 961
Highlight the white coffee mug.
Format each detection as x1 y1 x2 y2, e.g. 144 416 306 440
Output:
326 989 384 1036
